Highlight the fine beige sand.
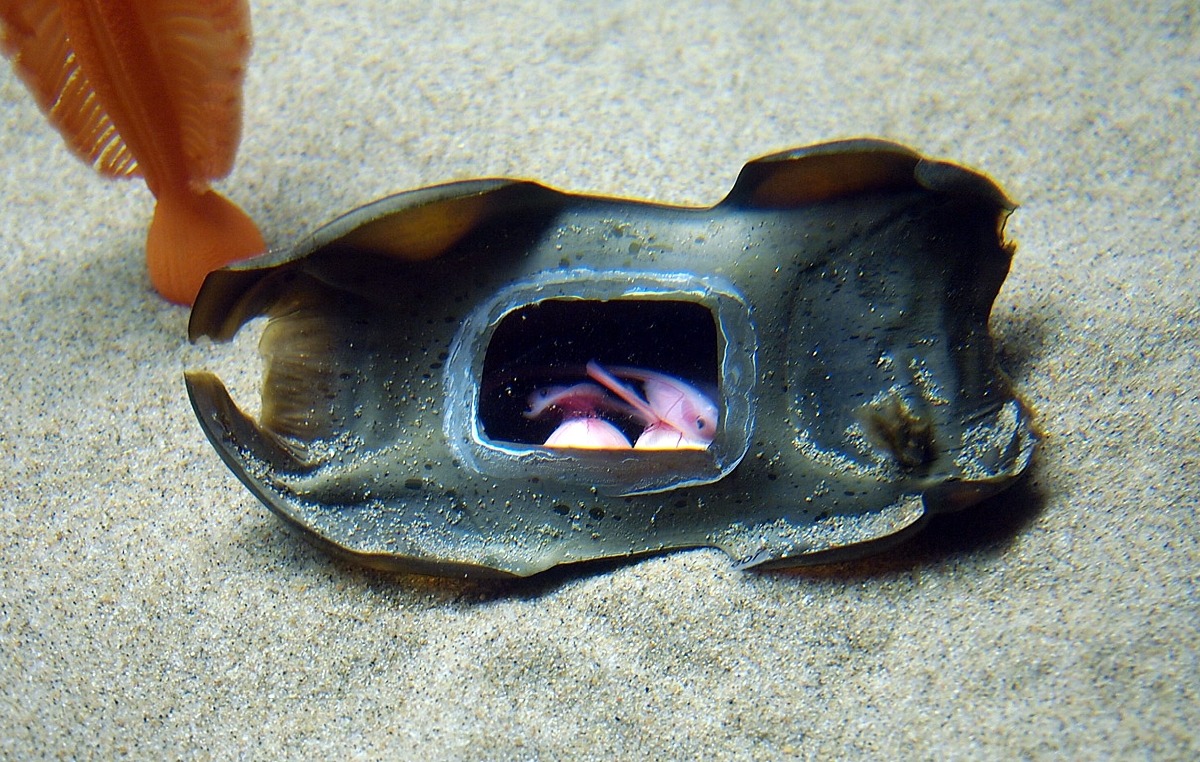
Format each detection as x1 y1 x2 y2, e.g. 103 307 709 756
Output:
2 1 1197 758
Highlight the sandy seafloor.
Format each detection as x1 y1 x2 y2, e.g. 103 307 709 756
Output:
1 1 1197 758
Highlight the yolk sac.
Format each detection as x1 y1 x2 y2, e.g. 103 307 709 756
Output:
478 299 720 449
523 380 636 449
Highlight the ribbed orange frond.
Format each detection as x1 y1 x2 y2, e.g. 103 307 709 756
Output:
136 0 252 183
147 187 264 304
0 0 252 187
1 0 139 177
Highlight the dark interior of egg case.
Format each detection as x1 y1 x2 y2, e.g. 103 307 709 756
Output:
478 299 719 447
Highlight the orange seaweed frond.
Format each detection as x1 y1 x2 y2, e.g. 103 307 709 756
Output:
1 0 139 177
147 188 264 305
130 0 253 185
1 0 252 189
1 0 262 305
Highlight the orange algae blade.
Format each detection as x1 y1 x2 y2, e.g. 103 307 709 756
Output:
0 0 138 177
147 188 263 304
0 0 264 304
1 0 253 186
